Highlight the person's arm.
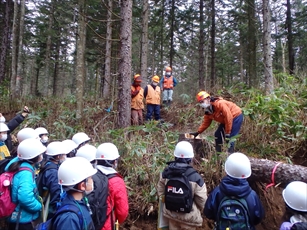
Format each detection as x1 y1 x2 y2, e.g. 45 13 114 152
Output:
193 182 207 212
159 77 164 90
7 106 29 132
53 212 82 230
197 116 213 134
249 191 265 225
157 173 166 197
112 177 129 224
173 77 178 87
203 187 220 220
45 168 61 207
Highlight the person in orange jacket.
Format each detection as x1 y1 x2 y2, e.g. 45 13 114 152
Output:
144 75 161 121
131 74 144 125
190 91 243 153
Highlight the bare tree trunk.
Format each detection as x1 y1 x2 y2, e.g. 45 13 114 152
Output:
10 0 19 96
281 42 286 73
263 0 274 94
249 158 307 187
160 0 165 78
141 0 149 83
76 0 87 119
53 38 61 96
117 0 132 128
15 0 25 97
198 0 205 90
210 0 216 88
0 0 12 83
103 0 113 98
286 0 294 75
169 0 175 67
44 0 55 96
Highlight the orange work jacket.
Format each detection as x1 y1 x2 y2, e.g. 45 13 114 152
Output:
163 76 174 89
146 85 161 105
131 86 144 110
197 98 242 134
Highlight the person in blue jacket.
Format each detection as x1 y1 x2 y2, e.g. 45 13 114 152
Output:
5 138 46 230
53 157 97 230
204 152 264 229
39 141 69 220
0 106 30 153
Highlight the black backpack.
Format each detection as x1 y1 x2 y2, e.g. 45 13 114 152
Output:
87 171 116 230
164 168 196 213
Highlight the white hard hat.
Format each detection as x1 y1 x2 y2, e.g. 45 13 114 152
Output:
0 116 5 123
62 139 78 153
46 141 68 156
17 138 46 160
96 143 120 160
72 132 91 146
282 181 307 212
17 128 39 143
35 127 49 136
58 157 97 186
225 152 251 179
0 123 9 132
76 145 97 162
174 141 194 158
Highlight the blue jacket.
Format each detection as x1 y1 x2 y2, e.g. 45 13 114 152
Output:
5 157 42 223
6 114 25 151
204 175 264 227
41 161 60 215
53 193 95 230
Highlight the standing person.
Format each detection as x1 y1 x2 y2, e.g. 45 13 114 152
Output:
35 127 49 147
144 75 161 121
62 139 78 158
5 138 45 230
0 106 30 152
53 157 96 230
131 74 144 125
72 132 91 150
204 152 264 230
95 143 129 230
189 91 243 153
280 181 307 230
0 123 10 160
157 141 207 230
160 66 178 106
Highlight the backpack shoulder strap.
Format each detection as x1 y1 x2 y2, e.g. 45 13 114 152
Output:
107 173 117 179
52 204 84 228
18 167 34 180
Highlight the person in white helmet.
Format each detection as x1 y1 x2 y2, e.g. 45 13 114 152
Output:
37 141 69 220
280 181 307 230
35 127 49 147
157 141 208 230
62 139 78 158
204 152 264 230
76 145 97 168
72 132 91 150
0 123 10 160
0 106 30 152
4 138 45 230
95 143 129 230
52 157 96 230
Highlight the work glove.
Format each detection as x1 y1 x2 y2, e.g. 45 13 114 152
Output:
189 132 199 138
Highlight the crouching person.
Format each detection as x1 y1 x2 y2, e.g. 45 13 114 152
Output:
157 141 207 230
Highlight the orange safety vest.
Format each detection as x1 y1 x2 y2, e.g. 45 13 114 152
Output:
131 86 144 110
163 76 174 89
146 85 161 105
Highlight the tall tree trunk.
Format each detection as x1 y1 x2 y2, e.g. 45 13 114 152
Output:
15 0 25 97
141 0 149 85
103 0 113 98
10 0 19 97
53 38 60 96
0 0 12 83
117 0 132 128
286 0 294 75
247 0 257 87
160 0 165 77
198 0 205 90
44 0 55 96
76 0 87 119
169 0 175 67
263 0 273 94
210 0 216 88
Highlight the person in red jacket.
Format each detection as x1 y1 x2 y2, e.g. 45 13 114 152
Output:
95 142 129 230
190 91 243 153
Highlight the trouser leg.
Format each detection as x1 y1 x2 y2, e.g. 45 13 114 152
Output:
146 104 154 121
215 124 225 152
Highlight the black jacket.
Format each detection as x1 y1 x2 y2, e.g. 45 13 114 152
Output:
6 114 25 151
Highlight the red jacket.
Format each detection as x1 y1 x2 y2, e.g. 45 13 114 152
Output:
102 174 129 230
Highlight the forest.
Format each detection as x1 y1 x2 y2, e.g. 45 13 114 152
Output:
0 0 307 229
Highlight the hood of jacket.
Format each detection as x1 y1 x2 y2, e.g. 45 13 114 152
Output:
162 161 192 178
219 175 252 198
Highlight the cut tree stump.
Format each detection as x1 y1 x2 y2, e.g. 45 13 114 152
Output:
178 133 210 158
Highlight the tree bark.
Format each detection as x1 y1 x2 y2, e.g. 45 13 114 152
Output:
198 0 205 90
263 0 274 94
0 0 12 83
103 0 113 98
210 0 216 88
286 0 294 75
117 0 132 128
141 0 149 84
76 0 87 119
